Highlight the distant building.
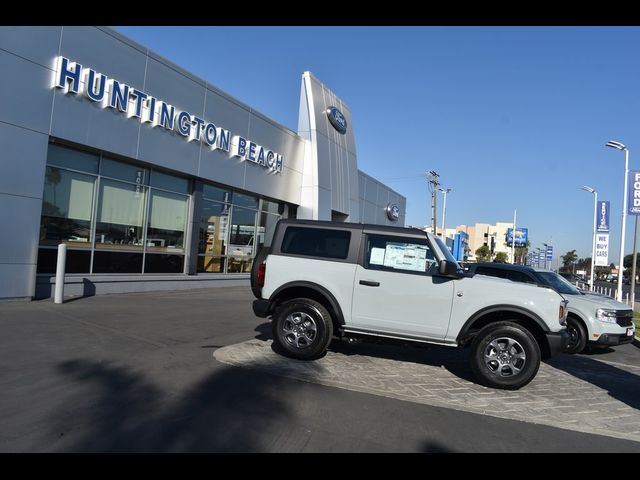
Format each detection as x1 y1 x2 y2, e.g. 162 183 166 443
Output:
455 223 522 263
422 226 470 262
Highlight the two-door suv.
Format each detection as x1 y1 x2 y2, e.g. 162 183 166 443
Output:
251 220 570 389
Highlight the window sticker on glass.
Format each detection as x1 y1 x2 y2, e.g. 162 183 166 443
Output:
370 247 386 265
383 243 428 272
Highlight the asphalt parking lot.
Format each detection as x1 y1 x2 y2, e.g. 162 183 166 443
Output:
1 286 639 452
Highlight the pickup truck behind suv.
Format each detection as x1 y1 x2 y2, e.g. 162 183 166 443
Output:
251 220 570 390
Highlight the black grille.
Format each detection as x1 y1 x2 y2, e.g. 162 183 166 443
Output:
615 310 633 327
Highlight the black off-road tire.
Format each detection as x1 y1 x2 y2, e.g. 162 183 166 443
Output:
272 298 334 360
565 317 587 354
469 321 541 390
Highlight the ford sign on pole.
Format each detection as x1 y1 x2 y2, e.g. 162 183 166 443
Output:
628 171 640 215
597 201 610 232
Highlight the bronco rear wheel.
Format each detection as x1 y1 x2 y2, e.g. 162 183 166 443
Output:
272 298 333 360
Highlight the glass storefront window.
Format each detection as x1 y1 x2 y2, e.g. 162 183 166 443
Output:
203 184 232 203
151 170 190 194
146 189 188 253
233 192 258 209
93 251 143 273
261 199 281 215
40 166 95 248
197 255 226 273
95 178 146 250
198 200 229 256
36 248 91 274
197 200 229 273
228 206 257 273
47 144 99 174
257 211 280 249
145 253 184 274
38 144 292 278
101 157 149 185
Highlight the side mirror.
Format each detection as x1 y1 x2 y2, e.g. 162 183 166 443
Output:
438 259 458 277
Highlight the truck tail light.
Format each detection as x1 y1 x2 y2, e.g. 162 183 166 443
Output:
257 262 266 288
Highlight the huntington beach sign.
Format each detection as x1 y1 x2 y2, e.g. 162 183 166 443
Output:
53 56 284 174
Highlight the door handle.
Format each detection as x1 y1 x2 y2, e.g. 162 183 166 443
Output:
359 280 380 287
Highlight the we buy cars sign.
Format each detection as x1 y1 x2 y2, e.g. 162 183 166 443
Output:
595 234 609 266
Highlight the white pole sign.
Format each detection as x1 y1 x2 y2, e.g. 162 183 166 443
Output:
595 233 609 266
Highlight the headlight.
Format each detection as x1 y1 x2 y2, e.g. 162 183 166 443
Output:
596 308 618 324
559 300 568 325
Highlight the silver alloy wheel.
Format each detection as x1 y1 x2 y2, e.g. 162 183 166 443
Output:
282 311 318 349
483 337 527 377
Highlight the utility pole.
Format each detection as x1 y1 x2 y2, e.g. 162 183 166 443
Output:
428 171 440 234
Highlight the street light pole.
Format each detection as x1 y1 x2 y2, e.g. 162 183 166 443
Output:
581 186 597 291
511 209 517 264
631 216 638 307
606 140 629 302
438 188 452 239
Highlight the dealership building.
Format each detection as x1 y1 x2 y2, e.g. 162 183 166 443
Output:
0 26 406 301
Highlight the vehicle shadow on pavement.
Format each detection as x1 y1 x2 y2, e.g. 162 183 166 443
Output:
251 323 476 383
254 322 272 341
53 359 293 452
328 339 476 383
546 354 640 411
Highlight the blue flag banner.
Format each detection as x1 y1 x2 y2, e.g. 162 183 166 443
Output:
597 201 610 232
628 171 640 215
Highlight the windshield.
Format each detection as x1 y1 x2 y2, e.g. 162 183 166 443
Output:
432 236 461 267
536 271 581 295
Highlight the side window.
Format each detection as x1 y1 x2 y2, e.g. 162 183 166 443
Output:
281 227 351 259
364 234 436 274
505 270 536 284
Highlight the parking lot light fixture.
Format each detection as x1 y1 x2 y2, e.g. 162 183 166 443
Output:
606 140 629 302
581 185 597 291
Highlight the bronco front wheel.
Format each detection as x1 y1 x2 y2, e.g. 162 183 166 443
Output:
469 321 541 390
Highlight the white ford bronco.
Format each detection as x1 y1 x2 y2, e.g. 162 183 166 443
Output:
251 220 570 389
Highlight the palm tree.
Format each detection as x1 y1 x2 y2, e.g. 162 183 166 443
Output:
561 250 578 273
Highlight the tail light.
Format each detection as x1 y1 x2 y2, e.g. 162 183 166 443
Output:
257 262 266 287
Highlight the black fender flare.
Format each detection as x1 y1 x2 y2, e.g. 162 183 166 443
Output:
269 281 345 325
457 304 550 343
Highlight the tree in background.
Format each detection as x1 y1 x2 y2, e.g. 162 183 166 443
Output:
575 257 592 273
514 240 530 265
475 245 491 262
594 265 612 280
560 250 578 273
493 252 509 263
622 254 640 280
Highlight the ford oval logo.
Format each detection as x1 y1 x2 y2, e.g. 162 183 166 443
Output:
385 203 400 222
326 106 347 134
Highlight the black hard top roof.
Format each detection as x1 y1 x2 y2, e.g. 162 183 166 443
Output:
276 218 427 237
470 262 537 273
